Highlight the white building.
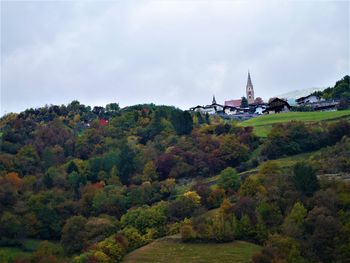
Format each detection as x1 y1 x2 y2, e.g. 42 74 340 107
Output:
296 95 320 105
254 105 266 115
189 96 224 115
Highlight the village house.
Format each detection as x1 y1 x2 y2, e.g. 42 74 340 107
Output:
223 106 238 115
263 98 291 114
295 94 339 111
296 94 321 105
312 100 340 111
189 96 224 115
225 99 242 108
254 104 267 115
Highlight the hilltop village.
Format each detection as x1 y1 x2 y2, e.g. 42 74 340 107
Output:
189 72 340 120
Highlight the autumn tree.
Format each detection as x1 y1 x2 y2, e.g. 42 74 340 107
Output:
16 145 40 175
218 167 241 192
181 219 196 241
282 202 307 238
142 161 158 182
0 212 22 240
61 216 88 255
31 241 65 263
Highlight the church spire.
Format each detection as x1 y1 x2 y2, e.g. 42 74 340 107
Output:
246 71 255 105
212 95 216 104
247 71 253 87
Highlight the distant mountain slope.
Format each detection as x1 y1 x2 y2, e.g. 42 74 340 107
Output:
277 87 323 105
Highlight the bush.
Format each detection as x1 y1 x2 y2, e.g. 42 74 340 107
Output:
72 235 127 263
96 236 126 262
166 222 182 235
120 203 167 235
120 227 146 251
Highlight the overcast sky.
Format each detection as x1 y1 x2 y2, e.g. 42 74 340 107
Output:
1 0 349 115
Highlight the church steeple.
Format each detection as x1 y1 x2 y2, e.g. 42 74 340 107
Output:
212 95 216 105
246 71 255 105
247 71 253 87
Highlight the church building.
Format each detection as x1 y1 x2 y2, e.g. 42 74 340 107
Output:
190 71 261 115
225 71 256 107
246 71 255 105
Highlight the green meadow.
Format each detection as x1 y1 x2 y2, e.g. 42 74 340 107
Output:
0 239 44 262
240 110 350 137
122 236 261 263
0 247 31 262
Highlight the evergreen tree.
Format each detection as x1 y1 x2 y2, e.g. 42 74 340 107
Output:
293 162 319 197
196 111 204 124
148 109 164 139
241 97 249 108
171 110 193 135
118 143 136 185
205 113 210 124
67 161 79 174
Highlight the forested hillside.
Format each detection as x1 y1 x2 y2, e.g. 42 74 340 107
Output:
313 75 350 109
0 102 350 262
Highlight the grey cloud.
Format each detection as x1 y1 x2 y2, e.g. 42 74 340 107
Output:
1 0 349 115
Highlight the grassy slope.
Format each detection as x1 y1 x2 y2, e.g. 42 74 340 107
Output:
239 110 350 137
0 239 43 262
0 247 31 262
205 150 316 187
122 235 261 263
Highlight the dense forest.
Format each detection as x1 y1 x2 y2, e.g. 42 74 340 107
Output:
0 78 350 262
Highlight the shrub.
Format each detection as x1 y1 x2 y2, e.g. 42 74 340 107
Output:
120 227 147 251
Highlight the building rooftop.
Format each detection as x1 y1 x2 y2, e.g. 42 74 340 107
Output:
225 99 242 108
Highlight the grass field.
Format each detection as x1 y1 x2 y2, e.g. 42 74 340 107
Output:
122 235 261 263
240 110 350 137
0 247 31 262
0 239 43 262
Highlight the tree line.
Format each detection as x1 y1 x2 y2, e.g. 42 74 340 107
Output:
0 100 349 262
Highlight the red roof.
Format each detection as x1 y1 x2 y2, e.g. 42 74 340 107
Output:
224 99 242 108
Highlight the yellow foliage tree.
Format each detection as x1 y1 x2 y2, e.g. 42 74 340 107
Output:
183 191 201 204
142 161 158 182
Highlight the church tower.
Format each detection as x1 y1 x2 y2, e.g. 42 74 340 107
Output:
246 71 255 105
212 95 217 105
